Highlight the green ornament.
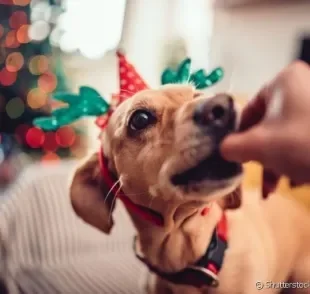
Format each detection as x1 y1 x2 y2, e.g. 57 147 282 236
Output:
161 58 224 89
33 86 110 131
161 58 191 85
190 67 224 90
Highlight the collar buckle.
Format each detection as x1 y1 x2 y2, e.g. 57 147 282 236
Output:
133 228 227 289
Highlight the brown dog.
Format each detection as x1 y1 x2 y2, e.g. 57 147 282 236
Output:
70 85 310 294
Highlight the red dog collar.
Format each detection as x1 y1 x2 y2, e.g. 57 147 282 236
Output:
98 147 164 226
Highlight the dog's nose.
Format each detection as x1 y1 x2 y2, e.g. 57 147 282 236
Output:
193 94 235 130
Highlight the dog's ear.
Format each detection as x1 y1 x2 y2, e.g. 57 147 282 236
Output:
70 153 116 234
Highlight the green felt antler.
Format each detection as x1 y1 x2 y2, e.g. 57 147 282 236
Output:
33 86 110 131
161 58 192 85
161 58 224 89
190 67 224 89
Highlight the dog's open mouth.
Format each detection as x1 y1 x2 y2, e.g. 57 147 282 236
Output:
171 151 242 186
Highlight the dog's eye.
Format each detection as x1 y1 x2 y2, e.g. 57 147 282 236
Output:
129 110 156 131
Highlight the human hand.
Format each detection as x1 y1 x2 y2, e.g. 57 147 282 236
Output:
221 61 310 185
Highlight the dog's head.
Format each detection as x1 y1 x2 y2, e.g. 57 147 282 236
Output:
70 85 242 233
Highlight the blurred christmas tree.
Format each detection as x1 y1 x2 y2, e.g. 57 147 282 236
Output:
0 0 86 163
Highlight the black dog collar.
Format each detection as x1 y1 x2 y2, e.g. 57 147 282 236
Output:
134 226 227 288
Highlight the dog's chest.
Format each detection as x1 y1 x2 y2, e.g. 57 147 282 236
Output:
149 209 275 294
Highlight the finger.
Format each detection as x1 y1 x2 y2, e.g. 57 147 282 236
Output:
238 81 277 132
262 168 280 199
220 126 270 163
239 92 266 132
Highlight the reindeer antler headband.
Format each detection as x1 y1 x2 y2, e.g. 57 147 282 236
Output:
33 51 224 131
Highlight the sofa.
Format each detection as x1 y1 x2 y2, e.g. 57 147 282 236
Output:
0 161 148 294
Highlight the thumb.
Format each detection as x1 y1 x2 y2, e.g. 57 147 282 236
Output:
220 126 270 163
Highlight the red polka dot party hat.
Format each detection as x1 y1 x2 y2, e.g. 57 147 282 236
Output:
117 50 149 102
95 51 149 128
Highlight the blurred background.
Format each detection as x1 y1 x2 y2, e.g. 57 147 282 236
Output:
0 0 309 190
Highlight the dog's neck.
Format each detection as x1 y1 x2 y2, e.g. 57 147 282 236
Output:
124 191 237 273
99 147 240 272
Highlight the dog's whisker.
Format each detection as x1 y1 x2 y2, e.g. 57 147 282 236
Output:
147 193 155 210
104 178 121 204
149 141 174 150
138 140 174 157
227 67 236 94
119 89 136 96
189 79 198 89
173 125 192 135
119 88 136 95
108 183 123 222
120 192 147 196
108 195 117 223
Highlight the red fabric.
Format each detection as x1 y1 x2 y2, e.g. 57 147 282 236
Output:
98 147 163 226
95 110 113 129
98 146 229 235
201 207 210 216
117 51 149 103
216 213 227 242
95 52 149 129
207 263 217 274
0 0 13 4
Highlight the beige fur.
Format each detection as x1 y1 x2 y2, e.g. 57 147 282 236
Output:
70 85 310 294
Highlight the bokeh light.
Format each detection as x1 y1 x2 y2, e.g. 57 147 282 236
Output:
0 25 4 39
49 5 62 24
49 27 62 47
29 20 50 41
29 55 49 75
25 127 45 148
0 68 17 86
59 32 78 53
0 51 6 68
6 52 24 72
58 0 126 59
70 135 86 158
0 94 5 112
5 97 25 119
31 2 52 23
17 25 30 44
42 132 58 152
27 88 48 109
15 124 30 144
13 0 31 6
5 30 20 48
9 11 28 29
41 152 60 163
55 126 76 148
0 148 4 165
38 72 57 92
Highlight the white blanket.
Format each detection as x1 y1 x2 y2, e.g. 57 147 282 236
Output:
0 162 147 294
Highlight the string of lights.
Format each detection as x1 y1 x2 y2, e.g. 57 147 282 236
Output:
0 0 86 162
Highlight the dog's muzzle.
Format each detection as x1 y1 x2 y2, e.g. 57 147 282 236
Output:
193 94 236 143
171 94 241 187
